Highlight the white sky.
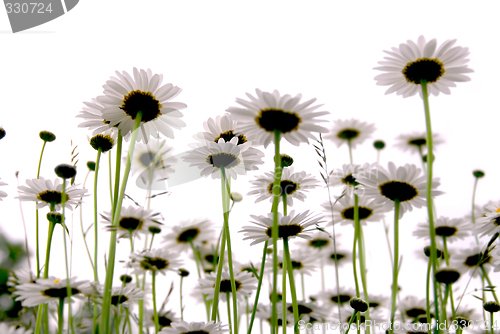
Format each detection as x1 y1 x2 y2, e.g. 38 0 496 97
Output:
1 0 499 327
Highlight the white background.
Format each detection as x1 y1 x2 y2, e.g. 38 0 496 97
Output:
1 0 499 327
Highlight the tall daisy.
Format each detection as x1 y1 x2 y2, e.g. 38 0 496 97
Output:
450 243 494 278
327 163 374 197
319 287 357 306
101 205 162 239
394 131 445 155
357 162 443 219
102 286 144 311
322 247 353 267
144 309 180 330
284 300 329 323
226 89 329 148
97 68 187 142
183 137 264 180
413 217 471 243
475 200 500 238
198 270 257 302
129 139 177 184
271 250 317 276
192 114 253 145
76 97 118 137
159 321 228 334
239 210 325 246
374 35 473 98
17 177 88 211
129 248 183 276
398 296 430 320
324 119 376 149
322 194 388 226
247 166 320 206
162 219 214 253
296 231 333 252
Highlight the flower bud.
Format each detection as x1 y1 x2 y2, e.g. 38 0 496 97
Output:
120 275 133 284
39 131 56 142
350 297 369 312
178 269 190 277
230 192 243 202
484 301 500 313
87 161 96 171
55 164 77 179
473 170 485 178
373 140 385 150
47 212 64 225
435 268 460 285
280 154 294 167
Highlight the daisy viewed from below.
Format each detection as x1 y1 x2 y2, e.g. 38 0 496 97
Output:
271 250 317 276
162 219 214 253
324 119 376 149
319 287 357 305
394 131 445 155
322 247 352 267
413 216 471 243
450 243 493 277
129 248 183 275
247 166 320 206
17 177 88 211
475 200 500 238
327 163 374 197
226 89 329 148
284 300 329 323
197 270 257 302
100 286 144 311
239 210 325 246
398 296 429 319
98 68 187 142
144 309 180 330
356 162 443 218
101 205 162 239
296 231 332 252
375 35 473 98
183 137 264 180
159 321 228 334
192 114 251 145
77 97 118 137
322 194 388 226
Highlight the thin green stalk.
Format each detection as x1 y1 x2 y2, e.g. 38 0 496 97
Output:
247 241 268 334
58 297 64 334
490 311 494 334
109 149 114 208
282 245 287 334
93 149 102 283
348 140 353 164
245 297 249 333
355 195 370 334
152 271 159 333
180 275 184 321
481 266 499 303
344 311 358 334
449 285 456 322
390 199 400 334
283 237 299 334
211 217 227 321
227 292 233 334
35 140 47 278
352 221 360 298
301 273 305 301
442 284 449 323
417 145 427 174
100 114 142 332
421 80 441 333
271 130 282 334
426 259 432 334
61 179 75 334
472 176 480 245
111 130 123 218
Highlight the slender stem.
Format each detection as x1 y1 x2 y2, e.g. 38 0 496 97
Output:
247 241 268 334
58 297 64 334
284 237 299 334
344 311 358 334
152 271 159 333
426 259 432 333
301 273 305 301
443 237 450 266
417 145 427 173
61 180 75 334
180 276 184 321
100 114 142 332
211 216 227 321
482 266 499 303
472 176 481 245
112 131 123 219
93 149 102 283
109 148 114 208
227 292 233 334
271 130 282 334
421 80 441 333
352 219 360 298
245 297 249 333
355 195 370 334
348 140 353 164
449 284 456 322
282 244 287 334
390 199 400 334
35 141 47 279
490 311 494 334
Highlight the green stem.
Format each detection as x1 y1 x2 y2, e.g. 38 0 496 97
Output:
61 180 75 334
247 241 268 334
356 195 370 334
443 237 449 266
58 297 64 334
109 148 114 209
35 141 47 278
93 149 102 283
390 199 400 334
348 140 353 164
426 259 432 333
490 311 494 334
211 216 227 321
180 276 184 321
344 311 358 334
449 284 456 322
284 237 299 334
482 266 499 303
152 271 159 333
472 176 481 245
301 273 305 301
100 114 142 332
112 131 123 219
417 145 427 174
271 130 282 334
227 292 233 334
421 80 441 333
282 244 287 334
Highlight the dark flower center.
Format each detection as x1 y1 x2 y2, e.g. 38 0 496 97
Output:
465 253 491 267
256 109 301 133
206 153 240 169
37 191 68 205
341 207 373 220
331 294 352 304
218 279 241 293
42 287 80 299
140 257 169 271
379 181 418 202
214 130 247 145
267 180 299 196
492 216 500 226
369 302 380 308
140 152 160 168
330 253 346 261
90 134 114 153
119 217 143 231
177 228 200 243
309 239 329 248
157 315 172 327
111 294 129 306
406 308 426 318
205 254 219 264
265 224 303 239
409 138 426 146
435 226 457 237
288 304 313 315
278 261 303 270
402 58 445 84
338 129 359 140
342 174 359 186
184 331 209 334
121 90 162 123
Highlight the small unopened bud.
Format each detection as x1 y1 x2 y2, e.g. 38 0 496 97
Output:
350 297 369 312
280 154 294 167
473 170 485 178
435 268 460 285
230 192 243 202
178 269 190 277
373 140 385 150
424 246 443 259
120 275 133 284
455 316 471 328
90 134 114 153
484 301 500 313
55 164 77 179
149 226 162 234
39 131 56 142
47 212 64 225
87 161 96 171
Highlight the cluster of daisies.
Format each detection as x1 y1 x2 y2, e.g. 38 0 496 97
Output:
1 35 499 334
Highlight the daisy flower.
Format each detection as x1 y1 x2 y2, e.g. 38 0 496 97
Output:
413 217 471 243
247 167 320 206
233 260 261 277
327 163 375 197
374 35 473 98
192 114 252 145
284 300 329 323
254 304 288 327
77 97 118 137
183 137 264 180
324 119 376 149
450 306 482 329
17 177 88 211
239 210 325 246
475 201 500 238
101 205 162 239
144 309 180 330
106 286 144 311
98 68 187 142
296 231 333 252
162 219 214 253
197 270 257 302
356 162 443 218
159 321 228 334
366 293 389 310
226 89 329 148
394 131 445 155
129 248 183 276
322 194 388 226
322 247 353 267
129 139 177 183
13 277 90 307
0 324 32 334
271 250 317 276
398 296 429 319
450 243 493 277
0 178 8 200
88 129 116 153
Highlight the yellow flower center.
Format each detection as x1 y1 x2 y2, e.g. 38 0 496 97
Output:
54 279 60 284
495 207 500 213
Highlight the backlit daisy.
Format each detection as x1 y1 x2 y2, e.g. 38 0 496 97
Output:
0 178 7 200
162 219 214 253
13 277 90 307
475 201 500 238
233 260 260 277
159 321 228 334
271 250 317 276
320 287 357 306
104 286 144 311
366 293 389 310
101 205 162 239
144 309 180 330
98 68 187 142
247 166 320 206
197 270 257 302
192 114 253 145
322 194 388 226
0 324 32 334
226 89 329 148
129 248 183 276
394 131 445 155
284 300 329 323
130 139 177 182
333 305 385 329
17 177 88 211
296 231 333 252
322 247 352 267
239 210 325 246
77 97 119 137
413 217 471 243
356 162 443 218
327 163 375 197
183 137 264 180
450 243 493 277
324 119 376 149
375 35 473 98
398 296 429 320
